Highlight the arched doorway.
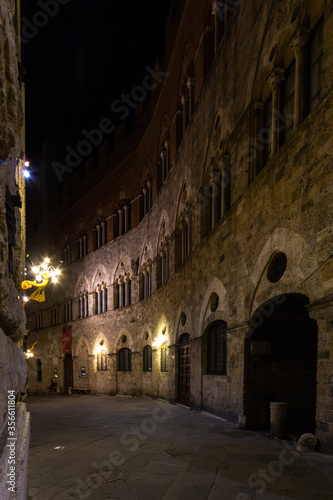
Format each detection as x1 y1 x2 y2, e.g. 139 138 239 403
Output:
244 293 318 434
177 333 190 406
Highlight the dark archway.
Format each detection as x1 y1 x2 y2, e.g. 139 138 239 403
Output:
244 293 318 434
177 333 190 406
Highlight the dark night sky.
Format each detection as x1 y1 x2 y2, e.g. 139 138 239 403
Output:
24 0 173 157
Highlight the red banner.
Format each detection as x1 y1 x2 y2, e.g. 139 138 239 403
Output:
62 326 72 354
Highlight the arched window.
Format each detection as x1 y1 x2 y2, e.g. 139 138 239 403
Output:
36 311 43 329
160 346 168 373
206 321 227 375
140 260 152 300
95 221 107 249
79 234 87 258
51 306 59 326
118 348 132 371
141 181 152 218
97 350 108 371
79 291 89 319
117 204 131 236
114 274 131 309
64 301 72 322
143 345 152 372
158 240 169 287
95 284 107 314
37 359 42 381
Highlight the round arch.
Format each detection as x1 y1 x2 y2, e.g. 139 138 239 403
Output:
244 293 318 434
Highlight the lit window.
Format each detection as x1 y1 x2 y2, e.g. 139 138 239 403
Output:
143 345 152 372
160 346 168 372
97 350 108 371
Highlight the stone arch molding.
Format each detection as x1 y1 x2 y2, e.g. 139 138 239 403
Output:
174 172 196 226
174 301 194 344
139 241 154 271
140 325 153 346
250 228 323 317
49 340 60 359
75 336 90 357
114 256 132 281
153 314 170 346
114 328 134 351
92 265 109 289
93 333 110 355
74 273 90 297
199 277 230 334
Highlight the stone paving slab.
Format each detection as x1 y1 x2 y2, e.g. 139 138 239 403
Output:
27 395 333 500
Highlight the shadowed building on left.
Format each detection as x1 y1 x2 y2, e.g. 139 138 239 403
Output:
0 0 30 498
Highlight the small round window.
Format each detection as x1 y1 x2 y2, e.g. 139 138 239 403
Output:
210 292 219 312
267 252 287 283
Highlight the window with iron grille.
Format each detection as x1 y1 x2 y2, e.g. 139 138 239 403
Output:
160 347 168 372
118 348 132 371
206 321 227 375
143 345 152 372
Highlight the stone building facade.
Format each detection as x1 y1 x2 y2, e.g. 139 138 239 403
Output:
0 0 30 498
26 0 333 452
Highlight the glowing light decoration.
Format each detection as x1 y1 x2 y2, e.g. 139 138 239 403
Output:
21 258 62 306
25 341 37 359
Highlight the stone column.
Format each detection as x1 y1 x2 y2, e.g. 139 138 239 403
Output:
290 27 310 130
79 297 82 319
124 205 129 233
160 150 166 182
164 141 170 174
187 78 195 120
96 224 101 248
101 221 106 245
97 287 101 314
180 220 185 265
160 248 165 285
142 270 147 299
78 238 83 259
209 170 219 229
181 95 189 134
118 209 123 236
222 153 231 216
84 293 89 318
212 1 222 54
306 297 333 453
142 187 147 215
268 68 285 156
147 180 151 210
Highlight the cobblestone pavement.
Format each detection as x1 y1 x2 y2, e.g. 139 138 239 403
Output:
27 395 333 500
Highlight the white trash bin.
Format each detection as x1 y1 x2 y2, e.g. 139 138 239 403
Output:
270 402 288 438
